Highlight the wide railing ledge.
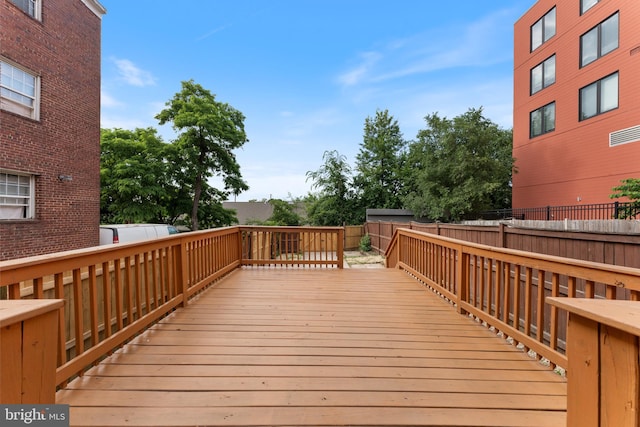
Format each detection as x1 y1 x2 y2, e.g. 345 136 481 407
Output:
0 299 64 403
548 298 640 427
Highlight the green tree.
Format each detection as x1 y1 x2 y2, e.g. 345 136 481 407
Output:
353 109 407 212
403 108 514 222
267 199 302 226
100 128 170 224
610 178 640 219
156 80 249 230
305 150 359 225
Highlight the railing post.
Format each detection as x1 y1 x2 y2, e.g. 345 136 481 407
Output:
337 227 345 269
548 298 640 427
0 300 64 404
175 240 189 307
456 247 468 315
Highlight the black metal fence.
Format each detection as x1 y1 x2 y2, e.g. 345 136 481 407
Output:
480 201 640 221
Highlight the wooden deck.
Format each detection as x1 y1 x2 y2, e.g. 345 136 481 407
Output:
57 268 567 427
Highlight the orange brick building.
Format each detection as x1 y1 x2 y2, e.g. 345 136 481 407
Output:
513 0 640 209
0 0 106 260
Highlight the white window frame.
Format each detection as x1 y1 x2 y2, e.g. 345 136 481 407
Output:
0 58 40 120
9 0 41 20
531 7 556 52
580 72 619 121
530 102 556 138
0 170 36 220
580 12 619 68
531 55 556 95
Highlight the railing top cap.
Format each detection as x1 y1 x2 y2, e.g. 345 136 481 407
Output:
548 297 640 337
0 299 64 327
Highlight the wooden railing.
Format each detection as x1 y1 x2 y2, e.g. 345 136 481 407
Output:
239 226 344 268
385 228 640 370
0 226 343 401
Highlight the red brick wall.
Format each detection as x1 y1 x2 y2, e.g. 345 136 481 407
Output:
513 0 640 209
0 0 102 260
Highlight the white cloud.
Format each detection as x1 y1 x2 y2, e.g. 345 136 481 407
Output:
337 51 382 87
112 58 156 87
196 24 232 41
338 8 516 87
100 90 123 108
389 76 515 134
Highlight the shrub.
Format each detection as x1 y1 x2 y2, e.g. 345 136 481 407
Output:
359 233 372 252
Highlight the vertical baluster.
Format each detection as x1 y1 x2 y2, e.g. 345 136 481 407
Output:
102 261 112 339
503 262 511 324
487 259 494 316
523 267 533 353
113 258 124 331
149 250 158 310
605 283 616 300
495 260 503 319
8 283 21 299
72 268 84 356
159 247 166 303
54 273 67 370
567 276 577 298
478 256 486 311
536 270 546 359
549 273 559 369
123 256 133 325
585 280 595 299
33 277 44 299
513 265 522 334
88 265 99 348
143 252 151 315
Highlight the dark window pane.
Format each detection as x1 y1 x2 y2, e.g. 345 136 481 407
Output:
543 103 555 133
531 64 543 94
601 14 619 56
544 56 556 87
580 83 598 120
600 73 618 113
544 8 556 42
581 28 598 67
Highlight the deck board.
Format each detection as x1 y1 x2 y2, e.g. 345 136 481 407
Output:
57 268 566 426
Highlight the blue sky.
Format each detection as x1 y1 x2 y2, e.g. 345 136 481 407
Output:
100 1 534 201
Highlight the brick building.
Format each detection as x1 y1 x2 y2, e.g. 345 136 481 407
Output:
513 0 640 209
0 0 106 260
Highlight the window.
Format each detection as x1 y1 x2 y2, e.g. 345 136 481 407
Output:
581 0 599 15
580 72 618 121
0 171 35 220
0 59 40 120
531 55 556 95
530 102 556 138
531 7 556 52
9 0 40 20
581 13 619 67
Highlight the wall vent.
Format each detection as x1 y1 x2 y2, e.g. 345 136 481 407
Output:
610 125 640 147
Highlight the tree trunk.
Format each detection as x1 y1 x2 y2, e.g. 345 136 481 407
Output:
191 173 203 231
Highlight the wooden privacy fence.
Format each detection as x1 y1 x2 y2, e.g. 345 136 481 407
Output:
367 220 640 269
0 226 343 401
385 228 640 370
344 225 365 250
